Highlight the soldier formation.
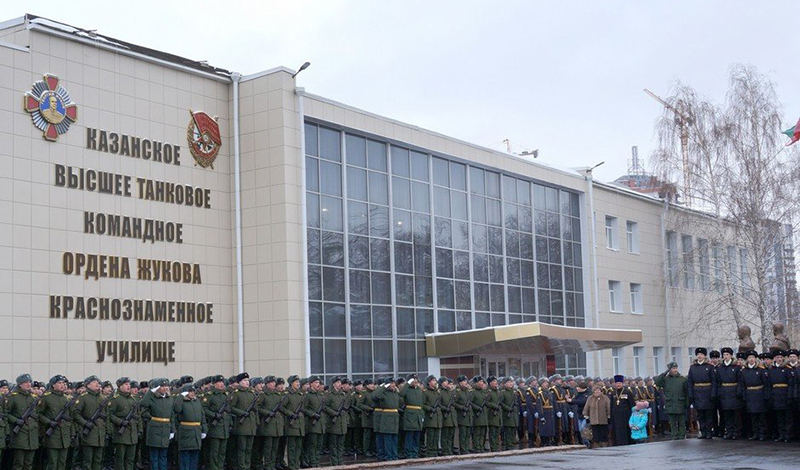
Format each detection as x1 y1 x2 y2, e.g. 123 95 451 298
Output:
1 347 798 470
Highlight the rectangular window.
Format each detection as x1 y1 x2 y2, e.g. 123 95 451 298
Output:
687 347 696 369
666 231 679 287
671 347 681 369
612 347 623 375
698 238 710 291
630 283 643 314
608 280 622 312
605 216 618 249
682 235 695 290
739 248 749 291
633 346 644 377
626 221 639 254
712 244 723 292
653 346 663 373
727 246 738 294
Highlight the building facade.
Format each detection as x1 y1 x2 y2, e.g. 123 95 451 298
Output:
2 14 792 382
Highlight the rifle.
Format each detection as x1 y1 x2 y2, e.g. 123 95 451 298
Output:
117 400 142 435
474 391 490 417
238 391 260 424
81 395 114 437
12 389 45 435
210 392 235 427
310 394 327 424
264 394 287 425
330 395 348 424
427 392 442 418
45 394 81 437
442 392 455 416
288 393 307 422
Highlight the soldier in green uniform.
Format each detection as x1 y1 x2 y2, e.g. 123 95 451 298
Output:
0 379 8 467
274 377 288 470
7 374 39 470
438 377 456 456
201 375 231 470
249 377 265 468
255 376 284 470
422 375 442 457
470 376 489 453
500 377 519 450
373 378 401 461
301 376 325 468
342 379 359 457
173 384 207 470
453 375 472 455
230 373 257 470
486 376 503 452
139 378 175 470
281 375 305 470
400 375 423 459
357 379 376 458
325 377 348 465
72 376 108 470
37 375 73 470
108 377 139 470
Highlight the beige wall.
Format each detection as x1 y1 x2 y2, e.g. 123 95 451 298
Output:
0 27 236 380
236 70 306 377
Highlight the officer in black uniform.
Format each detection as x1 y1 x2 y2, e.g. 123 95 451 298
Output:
740 350 769 440
714 347 742 439
768 350 795 442
687 347 716 439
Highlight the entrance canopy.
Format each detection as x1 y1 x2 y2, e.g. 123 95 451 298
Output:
425 322 642 357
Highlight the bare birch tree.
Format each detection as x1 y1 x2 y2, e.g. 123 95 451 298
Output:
651 64 800 349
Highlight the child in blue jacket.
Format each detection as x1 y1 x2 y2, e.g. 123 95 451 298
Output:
629 401 650 443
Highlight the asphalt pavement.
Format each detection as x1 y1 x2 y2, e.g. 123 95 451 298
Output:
394 439 800 470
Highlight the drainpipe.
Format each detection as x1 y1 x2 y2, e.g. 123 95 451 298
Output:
586 173 602 376
232 71 244 373
297 86 312 377
661 197 672 359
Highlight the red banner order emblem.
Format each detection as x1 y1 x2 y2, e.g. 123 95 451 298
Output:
187 110 222 168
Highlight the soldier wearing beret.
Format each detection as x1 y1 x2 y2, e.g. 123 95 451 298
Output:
38 375 72 470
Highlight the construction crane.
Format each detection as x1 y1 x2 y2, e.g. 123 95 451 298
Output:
644 88 694 206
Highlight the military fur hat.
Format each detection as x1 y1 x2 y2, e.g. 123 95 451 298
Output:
235 372 250 383
438 376 452 385
33 381 44 388
425 375 437 384
736 352 747 360
759 351 773 360
537 377 548 385
330 376 342 385
745 350 758 358
308 375 321 384
139 381 149 389
130 380 139 389
788 349 800 357
299 378 308 386
0 379 8 388
263 376 276 384
375 377 385 386
694 347 707 356
564 375 575 382
84 375 100 386
341 378 351 385
667 362 678 369
526 376 537 384
395 377 405 386
773 350 786 357
288 375 300 385
721 347 734 355
116 377 131 387
151 378 169 388
49 375 68 387
250 377 263 386
709 350 721 359
353 380 363 387
276 377 285 386
456 375 468 383
363 379 375 386
179 384 196 394
472 375 484 384
74 381 85 389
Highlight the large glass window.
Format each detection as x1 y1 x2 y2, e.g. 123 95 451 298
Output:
305 122 584 380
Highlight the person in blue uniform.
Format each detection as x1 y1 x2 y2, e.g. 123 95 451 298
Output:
687 347 717 439
535 378 556 446
739 350 770 440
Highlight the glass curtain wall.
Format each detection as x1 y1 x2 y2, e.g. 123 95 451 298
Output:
305 122 584 382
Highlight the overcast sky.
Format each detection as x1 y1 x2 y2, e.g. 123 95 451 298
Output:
13 1 800 182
